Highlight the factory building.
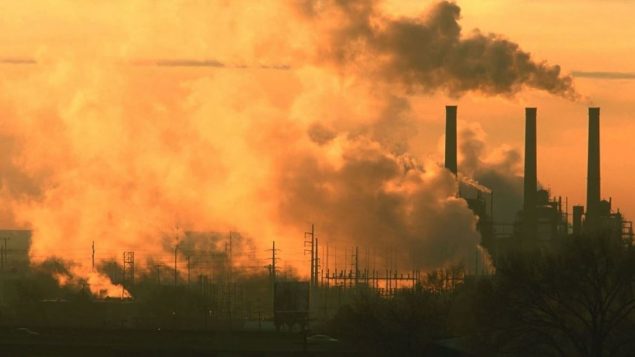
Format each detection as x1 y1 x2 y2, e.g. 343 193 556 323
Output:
509 106 632 252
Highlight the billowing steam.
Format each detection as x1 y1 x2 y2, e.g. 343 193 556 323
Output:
295 0 577 99
0 0 576 294
276 136 478 270
459 124 523 224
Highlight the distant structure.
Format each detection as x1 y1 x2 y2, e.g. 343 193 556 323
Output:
513 107 568 251
577 108 632 240
509 106 632 253
443 105 494 257
443 106 633 263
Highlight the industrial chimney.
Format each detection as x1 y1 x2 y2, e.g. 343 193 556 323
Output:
523 108 537 212
445 105 458 175
523 108 538 240
586 107 601 227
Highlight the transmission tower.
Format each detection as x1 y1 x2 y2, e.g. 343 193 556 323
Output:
122 251 135 298
304 224 316 287
266 240 279 281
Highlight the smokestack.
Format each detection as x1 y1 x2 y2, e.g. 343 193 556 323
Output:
586 107 601 226
445 105 457 175
522 107 538 241
523 108 537 212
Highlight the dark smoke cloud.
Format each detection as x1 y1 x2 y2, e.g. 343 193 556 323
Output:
177 231 257 274
459 126 523 224
157 230 263 278
296 0 577 99
308 123 337 145
276 136 479 270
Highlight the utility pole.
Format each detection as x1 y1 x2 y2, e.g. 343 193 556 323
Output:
366 247 370 285
333 246 337 286
314 237 319 287
272 241 277 281
267 240 278 281
174 243 178 288
0 238 9 271
343 247 347 282
227 232 234 325
123 251 135 298
304 224 315 287
475 247 478 276
228 232 233 284
91 241 95 272
187 255 191 287
320 242 325 286
354 246 359 286
325 243 329 287
174 225 181 288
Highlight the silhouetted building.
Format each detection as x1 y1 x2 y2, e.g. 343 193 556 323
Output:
508 107 632 254
577 108 633 243
512 108 567 252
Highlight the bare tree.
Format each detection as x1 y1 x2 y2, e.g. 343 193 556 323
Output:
490 234 635 357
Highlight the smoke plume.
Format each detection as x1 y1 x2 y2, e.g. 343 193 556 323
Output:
459 124 523 224
276 135 478 270
295 0 577 99
0 0 576 293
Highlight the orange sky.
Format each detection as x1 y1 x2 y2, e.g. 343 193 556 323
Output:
0 0 633 279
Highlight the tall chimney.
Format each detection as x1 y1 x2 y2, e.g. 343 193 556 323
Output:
586 107 601 226
523 108 537 212
523 108 538 241
445 105 458 175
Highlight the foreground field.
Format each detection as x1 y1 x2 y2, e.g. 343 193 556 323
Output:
0 327 351 356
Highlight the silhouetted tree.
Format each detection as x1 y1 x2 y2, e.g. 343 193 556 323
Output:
482 234 635 356
327 288 452 356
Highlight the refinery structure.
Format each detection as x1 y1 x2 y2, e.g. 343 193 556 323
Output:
0 105 633 330
446 105 633 266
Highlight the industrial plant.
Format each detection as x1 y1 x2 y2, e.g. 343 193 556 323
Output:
0 105 633 355
448 105 633 264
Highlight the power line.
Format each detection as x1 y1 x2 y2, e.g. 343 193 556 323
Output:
0 237 10 271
